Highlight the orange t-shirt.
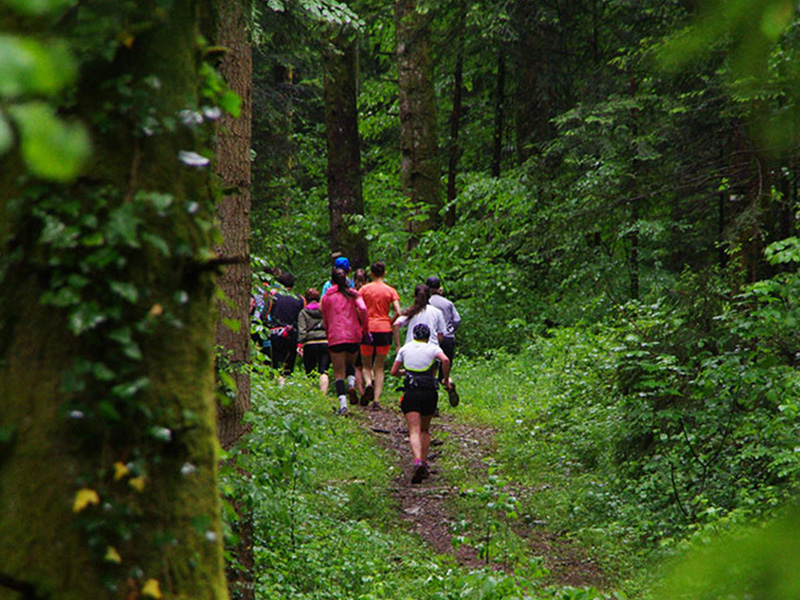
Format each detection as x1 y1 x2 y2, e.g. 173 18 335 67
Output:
359 280 400 333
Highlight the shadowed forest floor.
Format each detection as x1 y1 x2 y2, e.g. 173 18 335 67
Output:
352 400 607 589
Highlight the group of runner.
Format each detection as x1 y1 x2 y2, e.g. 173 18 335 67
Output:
251 256 461 484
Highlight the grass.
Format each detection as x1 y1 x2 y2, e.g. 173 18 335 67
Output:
227 357 633 599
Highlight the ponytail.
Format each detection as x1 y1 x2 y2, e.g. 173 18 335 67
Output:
332 268 355 297
402 284 430 320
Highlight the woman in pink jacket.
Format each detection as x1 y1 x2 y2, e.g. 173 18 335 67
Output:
321 268 369 415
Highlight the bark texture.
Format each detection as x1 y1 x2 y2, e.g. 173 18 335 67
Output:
395 0 443 239
212 2 255 599
324 27 369 268
0 1 228 598
214 0 253 451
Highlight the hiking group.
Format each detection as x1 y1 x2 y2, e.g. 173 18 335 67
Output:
250 256 461 484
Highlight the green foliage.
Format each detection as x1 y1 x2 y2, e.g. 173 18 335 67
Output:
0 23 90 180
656 505 800 600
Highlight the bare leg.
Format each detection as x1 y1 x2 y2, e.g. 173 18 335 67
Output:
355 365 364 395
420 414 433 464
331 351 346 381
362 353 374 389
404 412 433 463
405 411 423 463
319 373 330 395
373 354 387 402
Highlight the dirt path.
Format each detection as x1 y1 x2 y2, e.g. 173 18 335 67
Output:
357 403 606 588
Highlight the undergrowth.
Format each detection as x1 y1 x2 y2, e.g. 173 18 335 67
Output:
222 364 626 599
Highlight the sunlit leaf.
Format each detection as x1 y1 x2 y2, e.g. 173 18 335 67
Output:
141 579 162 599
73 488 100 512
1 0 76 17
0 36 76 96
9 102 90 182
219 90 242 118
104 546 122 564
113 461 130 481
129 476 146 492
222 318 241 333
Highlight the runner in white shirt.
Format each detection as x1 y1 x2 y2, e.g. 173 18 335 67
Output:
391 323 452 484
392 284 447 346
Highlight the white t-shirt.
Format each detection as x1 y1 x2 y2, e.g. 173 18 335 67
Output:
394 305 446 345
395 339 441 373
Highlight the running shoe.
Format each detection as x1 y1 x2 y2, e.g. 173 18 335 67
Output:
369 400 383 412
411 463 429 484
347 387 358 405
360 384 374 406
447 381 460 407
337 406 348 416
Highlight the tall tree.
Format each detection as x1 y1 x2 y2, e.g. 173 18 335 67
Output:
324 23 370 267
212 0 253 454
210 1 254 598
395 0 443 240
445 2 467 226
0 1 229 598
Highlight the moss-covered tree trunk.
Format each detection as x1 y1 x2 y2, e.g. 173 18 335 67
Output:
323 26 369 268
395 0 443 243
0 1 229 599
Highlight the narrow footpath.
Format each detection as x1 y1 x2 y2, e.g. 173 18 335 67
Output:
356 403 606 588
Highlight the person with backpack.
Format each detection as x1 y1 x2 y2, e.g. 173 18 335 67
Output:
426 276 461 407
267 272 305 380
391 323 452 484
321 268 369 416
297 288 330 395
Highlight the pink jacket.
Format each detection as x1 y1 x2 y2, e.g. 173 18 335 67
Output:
321 286 369 346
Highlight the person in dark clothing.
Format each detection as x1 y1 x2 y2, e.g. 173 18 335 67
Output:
267 272 305 379
297 288 330 394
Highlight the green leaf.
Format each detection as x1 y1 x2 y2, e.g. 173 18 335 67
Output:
97 400 121 421
106 206 142 247
69 304 107 334
9 102 90 182
142 232 170 256
92 363 116 381
0 36 76 96
109 281 139 303
219 91 242 118
0 0 77 17
222 318 241 333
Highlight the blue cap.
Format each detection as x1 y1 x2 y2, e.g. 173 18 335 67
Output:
334 256 350 271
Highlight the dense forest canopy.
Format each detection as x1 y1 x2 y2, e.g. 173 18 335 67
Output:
2 0 800 598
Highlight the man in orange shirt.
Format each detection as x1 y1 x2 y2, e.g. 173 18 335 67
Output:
359 262 402 410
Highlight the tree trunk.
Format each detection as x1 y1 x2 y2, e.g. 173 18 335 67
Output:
492 46 506 178
396 0 443 243
324 26 369 268
212 1 254 599
445 3 466 226
214 0 252 454
0 2 228 598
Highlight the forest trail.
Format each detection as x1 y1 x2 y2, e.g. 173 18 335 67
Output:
355 402 606 588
